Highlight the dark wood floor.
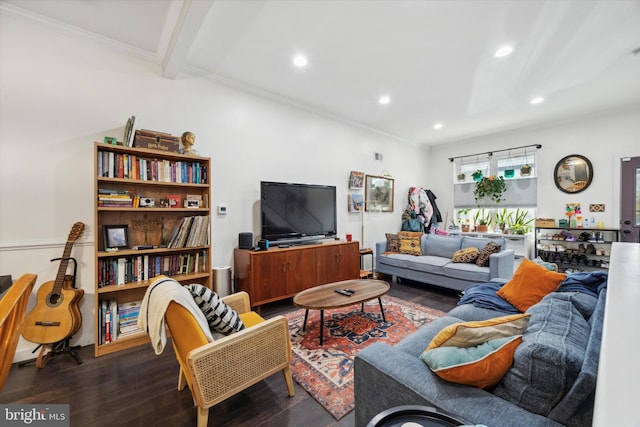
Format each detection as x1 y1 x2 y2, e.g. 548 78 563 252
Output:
1 279 459 427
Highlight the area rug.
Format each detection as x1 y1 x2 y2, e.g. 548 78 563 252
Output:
285 295 446 420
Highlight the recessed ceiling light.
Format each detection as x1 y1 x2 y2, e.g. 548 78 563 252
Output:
378 95 391 105
530 97 545 105
293 55 308 67
433 123 443 130
494 45 514 58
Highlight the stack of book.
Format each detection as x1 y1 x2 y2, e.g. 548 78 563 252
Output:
118 301 143 338
99 299 143 345
98 189 133 207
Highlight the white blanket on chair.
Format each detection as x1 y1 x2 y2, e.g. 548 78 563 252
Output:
138 276 214 354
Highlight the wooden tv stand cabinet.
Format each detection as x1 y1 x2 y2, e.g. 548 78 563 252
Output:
234 240 360 308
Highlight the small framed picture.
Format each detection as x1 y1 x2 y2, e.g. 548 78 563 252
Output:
186 194 203 208
103 225 130 250
349 171 364 189
348 193 364 212
184 199 200 208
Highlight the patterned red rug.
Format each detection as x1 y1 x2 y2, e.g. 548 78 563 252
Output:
285 295 446 420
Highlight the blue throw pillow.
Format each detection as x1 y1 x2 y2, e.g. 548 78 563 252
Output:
492 293 590 416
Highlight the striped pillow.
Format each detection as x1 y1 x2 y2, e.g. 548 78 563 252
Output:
186 284 245 335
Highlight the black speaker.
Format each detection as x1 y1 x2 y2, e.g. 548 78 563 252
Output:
239 232 253 249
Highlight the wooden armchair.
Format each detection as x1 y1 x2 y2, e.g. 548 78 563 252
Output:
164 290 294 427
0 273 37 392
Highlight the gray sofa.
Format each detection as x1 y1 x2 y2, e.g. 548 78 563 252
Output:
354 274 607 427
376 233 515 292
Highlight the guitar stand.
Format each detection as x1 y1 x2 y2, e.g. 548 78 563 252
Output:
19 337 83 369
35 338 83 368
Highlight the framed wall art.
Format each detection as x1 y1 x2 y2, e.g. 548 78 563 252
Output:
349 171 364 189
348 193 364 212
365 174 394 212
103 224 130 250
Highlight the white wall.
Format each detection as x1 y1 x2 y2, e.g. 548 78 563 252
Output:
0 11 429 361
427 107 640 229
3 10 639 364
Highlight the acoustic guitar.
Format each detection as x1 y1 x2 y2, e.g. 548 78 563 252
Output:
22 222 85 345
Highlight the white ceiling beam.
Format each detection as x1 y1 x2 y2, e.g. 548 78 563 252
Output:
162 0 214 79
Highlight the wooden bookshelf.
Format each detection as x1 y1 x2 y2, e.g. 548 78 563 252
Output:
93 142 211 357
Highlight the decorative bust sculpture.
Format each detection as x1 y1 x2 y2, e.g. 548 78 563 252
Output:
180 131 198 154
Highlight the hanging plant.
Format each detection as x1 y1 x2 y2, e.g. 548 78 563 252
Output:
474 175 507 205
457 173 466 182
504 150 515 178
520 164 532 177
471 169 484 181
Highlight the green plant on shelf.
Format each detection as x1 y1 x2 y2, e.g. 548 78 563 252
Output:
496 208 513 231
509 209 534 234
476 209 493 226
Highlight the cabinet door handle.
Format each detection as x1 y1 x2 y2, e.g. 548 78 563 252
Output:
282 262 287 273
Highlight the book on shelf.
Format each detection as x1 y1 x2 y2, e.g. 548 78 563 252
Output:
97 150 208 184
99 298 143 344
167 215 210 249
98 189 133 207
97 251 208 287
123 116 136 147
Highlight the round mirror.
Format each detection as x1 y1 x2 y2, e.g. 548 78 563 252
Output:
554 155 593 194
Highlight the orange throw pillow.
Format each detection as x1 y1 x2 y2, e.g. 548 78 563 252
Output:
497 258 566 312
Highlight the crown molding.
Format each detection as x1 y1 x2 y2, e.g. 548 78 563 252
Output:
0 2 160 63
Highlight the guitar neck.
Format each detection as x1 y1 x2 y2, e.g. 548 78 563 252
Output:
52 241 74 295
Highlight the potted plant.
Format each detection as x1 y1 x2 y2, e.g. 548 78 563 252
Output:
476 209 492 232
473 175 507 205
509 208 534 234
457 208 471 232
520 164 532 177
471 169 483 182
457 172 466 182
495 208 512 233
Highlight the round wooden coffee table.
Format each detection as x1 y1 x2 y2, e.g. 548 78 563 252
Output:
293 279 390 345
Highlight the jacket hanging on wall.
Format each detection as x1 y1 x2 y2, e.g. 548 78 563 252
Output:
426 189 442 225
400 187 433 232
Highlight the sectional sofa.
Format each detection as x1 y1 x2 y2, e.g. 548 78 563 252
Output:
354 267 608 426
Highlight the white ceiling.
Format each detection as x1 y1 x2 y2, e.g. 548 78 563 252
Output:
4 0 640 146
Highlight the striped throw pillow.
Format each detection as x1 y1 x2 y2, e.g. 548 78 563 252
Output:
186 284 245 335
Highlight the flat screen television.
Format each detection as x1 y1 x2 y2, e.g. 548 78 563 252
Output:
261 181 337 244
